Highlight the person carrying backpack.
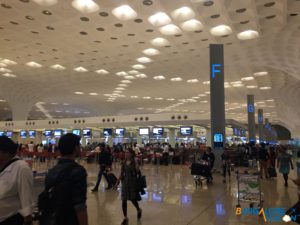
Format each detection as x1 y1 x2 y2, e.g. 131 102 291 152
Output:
38 133 88 225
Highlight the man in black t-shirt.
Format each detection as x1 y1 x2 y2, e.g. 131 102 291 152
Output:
43 134 88 225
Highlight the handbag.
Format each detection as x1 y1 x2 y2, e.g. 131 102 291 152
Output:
137 170 147 195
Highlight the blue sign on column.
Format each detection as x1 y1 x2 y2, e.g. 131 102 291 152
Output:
211 64 222 79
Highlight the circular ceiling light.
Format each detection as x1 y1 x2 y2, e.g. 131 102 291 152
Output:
187 79 199 83
260 86 271 90
128 70 139 75
180 19 203 32
151 37 170 47
155 97 163 100
153 75 165 80
136 74 147 78
124 75 136 79
246 85 258 89
241 76 254 81
171 6 195 22
2 73 16 78
130 96 139 98
166 98 175 101
132 64 146 69
210 25 232 36
121 80 132 83
237 30 259 40
170 77 182 82
32 0 57 6
143 96 151 99
253 71 268 77
159 24 182 35
72 0 99 13
115 87 125 90
112 5 137 20
136 57 152 63
89 93 98 96
118 84 128 87
74 91 84 95
95 69 109 74
148 12 171 27
116 71 128 76
143 48 160 56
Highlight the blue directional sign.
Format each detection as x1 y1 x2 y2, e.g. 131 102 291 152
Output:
211 64 222 79
248 104 254 113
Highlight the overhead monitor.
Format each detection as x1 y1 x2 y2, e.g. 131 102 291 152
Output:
152 127 163 136
139 127 149 135
28 130 36 138
115 128 125 136
82 129 92 137
103 128 113 136
72 129 81 136
44 130 52 137
0 131 4 136
180 126 193 136
54 130 62 137
6 131 13 138
20 130 27 138
214 133 223 148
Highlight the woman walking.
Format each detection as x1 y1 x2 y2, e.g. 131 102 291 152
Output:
117 149 142 225
277 146 294 187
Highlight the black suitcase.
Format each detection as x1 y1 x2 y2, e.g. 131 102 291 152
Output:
107 173 118 186
191 163 211 177
268 167 277 177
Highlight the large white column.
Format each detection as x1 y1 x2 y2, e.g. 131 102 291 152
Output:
168 128 176 147
206 128 212 147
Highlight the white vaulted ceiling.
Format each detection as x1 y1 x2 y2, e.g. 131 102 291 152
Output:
0 0 300 136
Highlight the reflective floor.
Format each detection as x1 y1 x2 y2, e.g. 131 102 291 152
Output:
79 163 298 225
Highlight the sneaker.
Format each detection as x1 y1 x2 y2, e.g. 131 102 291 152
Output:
91 188 98 192
121 218 128 225
138 209 142 220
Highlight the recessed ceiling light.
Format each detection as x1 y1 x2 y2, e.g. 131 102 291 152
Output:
192 96 200 99
232 83 244 87
246 85 258 89
112 5 137 20
50 64 65 70
260 86 272 90
0 68 11 73
63 103 70 105
187 79 199 83
237 30 259 40
266 99 274 102
1 59 17 65
95 69 109 74
115 87 125 90
159 24 182 35
89 92 98 95
205 91 210 94
128 70 139 75
210 25 232 36
136 73 147 78
0 63 7 67
230 81 242 85
166 98 175 101
155 97 163 100
132 64 146 69
143 48 160 56
26 61 42 68
200 100 208 103
203 81 210 84
116 71 128 76
124 75 136 79
143 96 151 99
118 84 128 87
113 90 122 93
170 77 183 82
171 6 195 21
253 71 268 76
241 76 254 81
74 66 88 72
74 91 84 95
198 94 206 97
180 19 203 31
130 96 139 98
2 73 16 78
151 37 170 47
153 75 166 80
32 0 57 6
0 99 6 102
121 80 132 83
72 0 99 13
148 12 171 27
136 57 152 63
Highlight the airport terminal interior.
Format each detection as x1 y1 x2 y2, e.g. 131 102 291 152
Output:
1 0 300 224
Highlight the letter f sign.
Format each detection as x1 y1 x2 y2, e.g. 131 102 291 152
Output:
212 64 221 79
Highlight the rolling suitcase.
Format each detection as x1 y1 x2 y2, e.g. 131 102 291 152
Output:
107 172 118 186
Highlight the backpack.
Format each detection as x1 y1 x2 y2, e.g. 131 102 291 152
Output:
38 164 77 225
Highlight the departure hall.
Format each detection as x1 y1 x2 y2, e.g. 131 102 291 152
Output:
0 0 300 225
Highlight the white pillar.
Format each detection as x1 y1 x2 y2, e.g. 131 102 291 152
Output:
206 128 212 147
168 128 176 147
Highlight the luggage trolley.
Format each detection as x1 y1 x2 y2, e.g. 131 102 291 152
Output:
236 171 263 209
190 160 213 187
